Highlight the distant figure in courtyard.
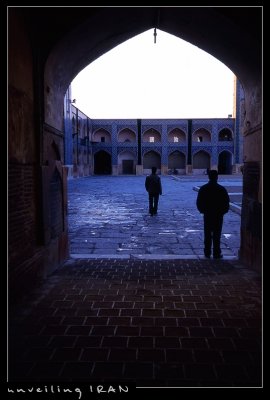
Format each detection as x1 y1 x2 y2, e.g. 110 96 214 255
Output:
145 166 162 216
196 169 230 259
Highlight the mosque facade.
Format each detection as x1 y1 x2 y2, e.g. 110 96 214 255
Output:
64 78 244 177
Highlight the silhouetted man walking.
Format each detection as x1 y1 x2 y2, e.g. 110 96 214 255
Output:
196 170 230 259
145 166 162 216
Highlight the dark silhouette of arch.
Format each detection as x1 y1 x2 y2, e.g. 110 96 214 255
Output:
94 150 112 174
143 151 161 169
193 150 211 169
168 150 186 169
218 151 233 174
8 7 262 301
219 128 233 141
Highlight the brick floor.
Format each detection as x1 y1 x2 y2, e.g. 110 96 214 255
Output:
8 258 262 387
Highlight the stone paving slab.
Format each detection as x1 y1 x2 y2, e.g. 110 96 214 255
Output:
67 176 242 259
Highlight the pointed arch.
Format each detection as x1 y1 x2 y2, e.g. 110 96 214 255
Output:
143 128 161 143
118 150 136 174
218 150 233 174
193 150 211 172
94 150 112 174
168 128 186 143
168 150 186 173
218 128 233 141
143 150 161 172
193 128 211 142
118 128 136 143
92 128 111 143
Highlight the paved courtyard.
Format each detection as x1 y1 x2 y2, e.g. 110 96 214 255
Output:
67 175 242 259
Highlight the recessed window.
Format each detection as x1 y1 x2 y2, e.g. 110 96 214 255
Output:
101 137 105 142
173 137 179 142
149 136 155 143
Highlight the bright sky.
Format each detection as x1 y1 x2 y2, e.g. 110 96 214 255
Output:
71 29 235 119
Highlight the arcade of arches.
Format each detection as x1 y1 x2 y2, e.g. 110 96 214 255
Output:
65 103 240 177
8 7 262 303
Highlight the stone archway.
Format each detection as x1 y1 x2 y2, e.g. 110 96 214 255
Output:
118 150 136 174
219 128 233 142
218 151 233 174
94 150 112 175
93 128 111 143
8 7 262 300
143 128 161 143
168 128 186 143
168 150 186 174
118 128 136 143
193 128 211 143
193 150 211 173
143 151 161 173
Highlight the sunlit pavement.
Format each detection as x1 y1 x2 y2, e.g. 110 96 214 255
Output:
67 175 242 260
